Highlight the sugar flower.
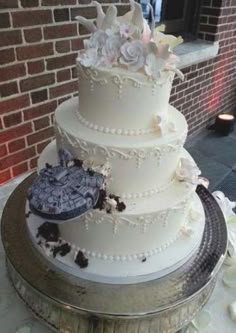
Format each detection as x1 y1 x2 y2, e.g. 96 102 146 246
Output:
120 40 145 71
102 35 122 66
86 30 108 50
141 19 152 44
78 48 99 67
145 53 166 79
76 0 184 80
176 158 201 184
152 114 176 135
154 31 183 50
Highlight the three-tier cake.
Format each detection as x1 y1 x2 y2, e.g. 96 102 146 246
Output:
26 1 205 284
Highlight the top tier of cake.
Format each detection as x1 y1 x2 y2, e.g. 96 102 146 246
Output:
77 62 174 134
75 1 183 136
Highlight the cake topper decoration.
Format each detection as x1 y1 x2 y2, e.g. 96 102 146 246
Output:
176 158 201 184
28 164 105 220
76 0 184 80
28 149 124 221
28 148 106 221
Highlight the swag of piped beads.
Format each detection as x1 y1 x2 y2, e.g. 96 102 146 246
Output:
76 0 184 81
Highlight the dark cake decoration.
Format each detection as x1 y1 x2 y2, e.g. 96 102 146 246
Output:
87 168 95 176
75 251 89 268
58 148 74 167
74 159 83 167
142 257 147 263
28 163 105 220
45 163 52 169
53 243 71 258
25 211 32 218
94 189 107 210
117 201 126 212
109 194 120 202
37 222 60 242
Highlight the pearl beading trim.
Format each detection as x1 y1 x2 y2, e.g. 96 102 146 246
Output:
56 123 186 170
119 177 175 199
62 230 183 263
77 111 154 136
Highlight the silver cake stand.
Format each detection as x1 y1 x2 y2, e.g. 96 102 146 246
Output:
1 173 227 333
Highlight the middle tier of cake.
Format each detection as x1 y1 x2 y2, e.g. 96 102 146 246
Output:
35 141 204 283
54 98 188 197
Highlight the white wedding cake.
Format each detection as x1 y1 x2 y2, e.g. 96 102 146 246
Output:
26 1 205 283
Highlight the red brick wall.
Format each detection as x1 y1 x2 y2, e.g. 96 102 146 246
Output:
0 0 236 184
0 0 130 184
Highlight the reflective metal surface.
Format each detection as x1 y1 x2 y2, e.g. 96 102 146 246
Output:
1 174 227 333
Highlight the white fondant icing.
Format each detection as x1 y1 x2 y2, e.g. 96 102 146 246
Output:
37 140 198 260
77 63 175 131
26 193 205 284
54 98 187 195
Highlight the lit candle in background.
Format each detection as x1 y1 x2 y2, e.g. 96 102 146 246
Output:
215 113 235 135
218 114 234 121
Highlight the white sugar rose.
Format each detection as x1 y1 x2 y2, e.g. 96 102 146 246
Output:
102 35 122 66
120 40 145 71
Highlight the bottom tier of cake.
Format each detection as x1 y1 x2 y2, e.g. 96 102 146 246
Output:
24 141 205 284
26 192 204 284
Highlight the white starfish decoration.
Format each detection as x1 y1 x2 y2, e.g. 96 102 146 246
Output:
152 114 176 136
176 158 201 184
180 225 194 237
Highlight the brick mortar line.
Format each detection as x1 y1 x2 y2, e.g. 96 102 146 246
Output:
4 54 233 84
173 76 236 102
0 77 77 101
25 125 55 146
1 68 234 108
0 57 77 74
0 46 82 69
0 34 90 51
0 3 129 16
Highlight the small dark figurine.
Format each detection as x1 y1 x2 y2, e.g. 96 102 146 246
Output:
25 211 32 218
74 159 83 167
109 194 120 202
94 189 107 210
37 222 60 242
75 251 89 268
45 163 52 169
53 243 71 258
142 257 147 263
87 168 95 176
117 201 126 212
